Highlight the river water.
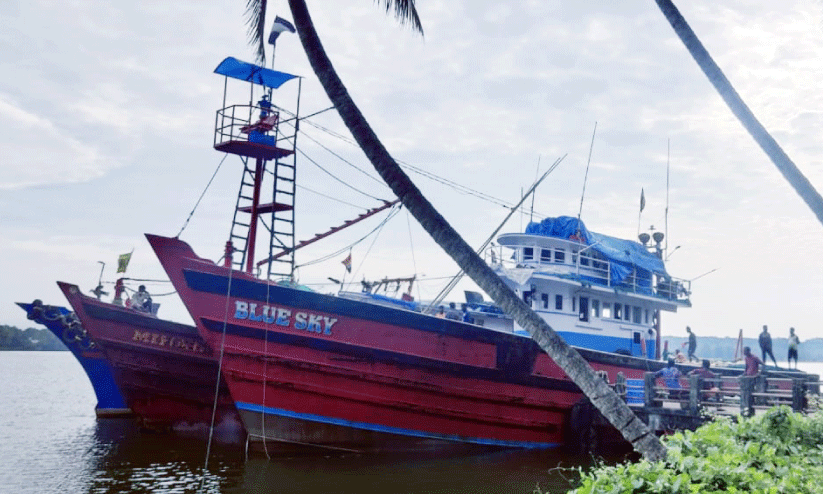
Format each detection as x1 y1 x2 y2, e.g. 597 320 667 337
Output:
0 352 616 494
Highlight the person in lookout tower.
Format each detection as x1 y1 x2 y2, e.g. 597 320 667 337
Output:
258 93 272 119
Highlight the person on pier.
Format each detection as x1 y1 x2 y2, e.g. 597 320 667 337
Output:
743 346 764 376
655 359 685 400
759 325 778 367
686 326 698 362
787 327 800 369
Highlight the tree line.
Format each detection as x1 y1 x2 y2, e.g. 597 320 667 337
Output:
663 335 823 362
0 324 67 351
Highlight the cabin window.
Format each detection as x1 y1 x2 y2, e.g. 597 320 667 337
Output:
523 290 533 306
572 297 576 312
592 299 600 318
580 254 590 267
633 306 642 324
540 249 551 262
555 295 563 311
554 249 565 263
541 293 549 309
624 304 631 321
579 297 589 322
602 302 611 318
614 304 622 320
645 309 650 324
633 332 642 344
523 247 534 261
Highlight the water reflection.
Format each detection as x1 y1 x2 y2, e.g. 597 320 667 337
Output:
2 352 627 494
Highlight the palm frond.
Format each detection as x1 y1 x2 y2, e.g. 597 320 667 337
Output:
376 0 424 35
244 0 268 64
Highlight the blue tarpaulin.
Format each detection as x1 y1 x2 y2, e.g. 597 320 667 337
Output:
525 216 666 286
214 57 298 89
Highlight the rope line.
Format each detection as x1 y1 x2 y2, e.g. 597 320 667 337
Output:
200 265 234 492
178 153 229 238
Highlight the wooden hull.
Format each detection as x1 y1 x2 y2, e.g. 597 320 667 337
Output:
57 282 241 436
148 234 697 451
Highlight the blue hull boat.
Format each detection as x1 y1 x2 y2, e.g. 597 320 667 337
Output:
17 300 131 417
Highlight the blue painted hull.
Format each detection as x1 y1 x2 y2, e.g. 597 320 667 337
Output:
17 301 131 417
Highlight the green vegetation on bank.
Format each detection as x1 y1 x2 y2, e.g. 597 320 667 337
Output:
0 324 66 351
568 406 823 493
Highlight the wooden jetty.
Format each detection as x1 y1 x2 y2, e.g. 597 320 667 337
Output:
568 371 821 454
631 372 820 433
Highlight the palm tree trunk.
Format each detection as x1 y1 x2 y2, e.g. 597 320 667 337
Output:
655 0 823 226
288 0 667 461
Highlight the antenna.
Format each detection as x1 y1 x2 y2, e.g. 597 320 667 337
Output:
530 155 541 224
578 122 597 222
665 138 670 255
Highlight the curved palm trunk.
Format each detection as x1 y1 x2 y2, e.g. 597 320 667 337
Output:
655 0 823 226
287 0 666 460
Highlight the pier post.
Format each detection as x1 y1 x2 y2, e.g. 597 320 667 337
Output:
792 379 805 412
739 376 754 416
689 374 700 414
644 372 659 408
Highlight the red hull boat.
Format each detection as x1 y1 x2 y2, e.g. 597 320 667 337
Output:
57 282 241 436
147 233 669 451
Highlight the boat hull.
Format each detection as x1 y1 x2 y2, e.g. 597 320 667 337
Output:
16 301 131 417
148 234 688 452
57 282 241 436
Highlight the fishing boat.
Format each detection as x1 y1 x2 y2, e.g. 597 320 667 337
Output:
143 55 711 452
56 282 241 437
16 300 131 417
490 215 691 358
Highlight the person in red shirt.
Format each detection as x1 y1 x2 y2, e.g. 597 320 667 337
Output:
743 346 763 376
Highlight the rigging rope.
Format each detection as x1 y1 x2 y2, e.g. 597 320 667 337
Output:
178 153 229 238
294 145 385 202
200 265 234 491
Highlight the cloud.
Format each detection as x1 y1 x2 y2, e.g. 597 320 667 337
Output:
0 94 111 189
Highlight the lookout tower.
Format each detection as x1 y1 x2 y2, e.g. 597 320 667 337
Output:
212 57 302 280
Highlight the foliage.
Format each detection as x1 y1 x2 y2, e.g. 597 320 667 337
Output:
0 324 66 351
567 407 823 494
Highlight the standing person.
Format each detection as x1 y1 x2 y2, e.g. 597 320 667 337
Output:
743 346 764 376
787 327 800 369
759 325 778 367
686 326 698 362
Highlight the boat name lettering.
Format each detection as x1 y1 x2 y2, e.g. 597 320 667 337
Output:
132 330 206 353
233 301 336 335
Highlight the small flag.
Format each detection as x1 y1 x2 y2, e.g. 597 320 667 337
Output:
342 252 352 273
268 16 296 45
116 252 132 273
640 188 646 212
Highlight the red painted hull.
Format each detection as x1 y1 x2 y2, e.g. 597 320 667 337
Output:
57 282 241 436
148 234 686 451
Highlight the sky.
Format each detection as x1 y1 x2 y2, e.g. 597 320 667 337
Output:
1 0 821 344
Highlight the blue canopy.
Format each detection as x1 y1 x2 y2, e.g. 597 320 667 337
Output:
525 216 667 286
214 57 298 89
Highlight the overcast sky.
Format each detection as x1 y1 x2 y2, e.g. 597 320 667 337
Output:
2 0 821 347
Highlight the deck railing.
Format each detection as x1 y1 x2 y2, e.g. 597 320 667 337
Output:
641 372 818 416
491 241 691 304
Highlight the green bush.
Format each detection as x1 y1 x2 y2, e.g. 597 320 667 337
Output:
568 407 823 494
